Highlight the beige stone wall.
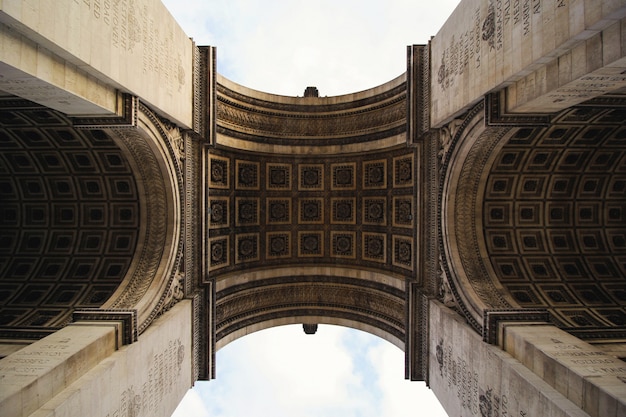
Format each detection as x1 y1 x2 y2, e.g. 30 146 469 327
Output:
503 325 626 417
430 0 626 126
0 0 193 126
428 300 592 417
0 300 193 417
0 323 119 417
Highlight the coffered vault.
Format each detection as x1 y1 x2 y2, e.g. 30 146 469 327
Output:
206 70 425 363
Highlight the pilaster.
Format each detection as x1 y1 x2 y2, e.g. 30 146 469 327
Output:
502 324 626 417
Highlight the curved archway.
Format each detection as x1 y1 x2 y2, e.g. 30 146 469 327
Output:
215 267 406 350
207 74 419 356
440 100 626 337
101 105 185 335
440 104 517 330
174 324 447 417
0 96 185 341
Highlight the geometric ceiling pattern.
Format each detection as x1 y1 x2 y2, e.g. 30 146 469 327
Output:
0 98 140 332
207 146 417 279
207 77 416 347
483 105 626 332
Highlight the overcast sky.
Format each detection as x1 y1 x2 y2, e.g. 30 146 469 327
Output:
163 0 460 96
163 1 459 416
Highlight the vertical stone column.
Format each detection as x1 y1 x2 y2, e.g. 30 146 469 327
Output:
502 324 626 417
0 300 193 417
0 322 120 416
428 300 592 417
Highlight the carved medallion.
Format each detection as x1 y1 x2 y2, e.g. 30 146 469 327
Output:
394 155 414 187
298 231 323 257
235 160 259 190
236 234 259 263
267 199 291 224
363 160 386 189
331 198 355 224
332 231 356 259
299 164 324 190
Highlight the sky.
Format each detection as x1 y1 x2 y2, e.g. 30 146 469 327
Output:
162 0 460 96
162 1 460 415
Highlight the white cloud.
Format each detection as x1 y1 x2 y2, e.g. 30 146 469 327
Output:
162 0 461 96
194 326 375 417
367 340 445 417
175 326 448 417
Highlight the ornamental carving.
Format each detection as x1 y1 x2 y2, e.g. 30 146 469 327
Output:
216 280 406 342
216 82 407 144
206 148 417 279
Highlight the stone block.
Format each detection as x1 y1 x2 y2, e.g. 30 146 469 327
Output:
583 376 601 416
602 21 622 64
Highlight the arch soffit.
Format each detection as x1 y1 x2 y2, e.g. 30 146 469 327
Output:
100 104 184 335
441 99 626 335
440 102 518 331
215 266 407 351
216 317 405 352
0 99 144 333
214 73 409 154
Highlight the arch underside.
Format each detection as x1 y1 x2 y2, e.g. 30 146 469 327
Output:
442 97 626 338
0 95 183 340
208 76 417 351
215 272 406 350
0 98 141 335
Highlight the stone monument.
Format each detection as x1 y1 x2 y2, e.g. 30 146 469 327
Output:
0 0 624 416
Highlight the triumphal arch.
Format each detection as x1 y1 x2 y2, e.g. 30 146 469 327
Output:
1 0 625 416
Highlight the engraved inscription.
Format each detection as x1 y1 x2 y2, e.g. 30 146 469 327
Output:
547 74 626 104
436 338 530 417
103 339 184 417
77 0 185 92
522 0 531 37
436 0 558 90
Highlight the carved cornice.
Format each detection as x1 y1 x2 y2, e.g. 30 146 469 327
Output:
405 283 431 382
438 103 487 333
216 124 407 147
450 125 514 308
483 309 550 345
215 78 407 148
218 274 405 299
423 131 441 296
485 91 552 127
102 104 185 336
196 46 217 143
407 44 431 141
108 128 168 312
216 95 406 140
216 276 405 344
216 81 406 113
71 93 138 129
72 309 138 345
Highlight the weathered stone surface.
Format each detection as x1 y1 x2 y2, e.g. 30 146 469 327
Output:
0 0 193 126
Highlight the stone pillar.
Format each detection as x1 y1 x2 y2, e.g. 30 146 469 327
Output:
428 300 593 417
502 324 626 417
0 300 193 417
0 322 119 417
0 0 194 126
430 0 626 126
